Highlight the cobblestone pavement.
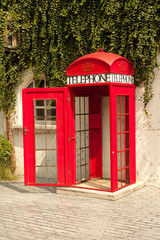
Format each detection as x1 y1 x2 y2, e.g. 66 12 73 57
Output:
0 182 160 240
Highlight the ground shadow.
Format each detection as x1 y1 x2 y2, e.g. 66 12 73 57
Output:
0 182 56 193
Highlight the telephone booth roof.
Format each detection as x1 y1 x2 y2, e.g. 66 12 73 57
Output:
66 50 134 77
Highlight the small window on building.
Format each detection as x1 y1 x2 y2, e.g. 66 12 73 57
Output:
27 79 46 89
4 15 17 49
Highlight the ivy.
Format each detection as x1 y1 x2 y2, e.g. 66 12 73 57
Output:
0 0 160 113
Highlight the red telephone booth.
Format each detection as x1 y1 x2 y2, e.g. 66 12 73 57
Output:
23 49 135 192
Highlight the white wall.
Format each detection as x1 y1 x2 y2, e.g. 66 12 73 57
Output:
13 69 35 176
136 55 160 187
13 69 46 176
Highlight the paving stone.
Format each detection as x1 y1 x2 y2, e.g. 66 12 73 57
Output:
0 182 160 240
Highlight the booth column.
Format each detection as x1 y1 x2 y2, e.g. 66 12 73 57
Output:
110 84 118 192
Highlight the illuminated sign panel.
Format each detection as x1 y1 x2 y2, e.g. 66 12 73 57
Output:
67 73 134 85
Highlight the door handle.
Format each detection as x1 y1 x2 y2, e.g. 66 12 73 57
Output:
24 127 29 136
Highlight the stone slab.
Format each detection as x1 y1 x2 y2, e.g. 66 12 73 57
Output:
56 181 145 200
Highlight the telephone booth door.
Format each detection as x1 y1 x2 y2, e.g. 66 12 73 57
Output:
110 84 136 192
23 88 69 186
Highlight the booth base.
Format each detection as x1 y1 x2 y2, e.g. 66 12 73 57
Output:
76 178 111 191
56 181 144 201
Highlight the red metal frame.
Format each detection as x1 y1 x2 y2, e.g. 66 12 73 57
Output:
22 50 135 192
66 51 134 76
109 84 135 191
22 83 135 191
23 88 69 186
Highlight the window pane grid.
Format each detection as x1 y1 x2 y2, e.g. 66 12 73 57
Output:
34 99 57 184
117 95 130 189
75 97 90 182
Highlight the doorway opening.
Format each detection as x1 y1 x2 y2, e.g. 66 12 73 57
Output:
70 85 112 191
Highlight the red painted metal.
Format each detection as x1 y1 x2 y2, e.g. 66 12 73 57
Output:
23 88 69 186
66 51 134 76
23 50 135 192
110 84 136 191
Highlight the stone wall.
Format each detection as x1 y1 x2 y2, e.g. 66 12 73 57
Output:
136 55 160 187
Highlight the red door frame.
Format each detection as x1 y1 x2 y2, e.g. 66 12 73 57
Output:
109 83 136 192
68 85 109 185
68 83 135 192
22 88 69 186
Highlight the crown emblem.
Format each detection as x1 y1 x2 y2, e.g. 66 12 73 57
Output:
82 62 94 72
119 62 126 71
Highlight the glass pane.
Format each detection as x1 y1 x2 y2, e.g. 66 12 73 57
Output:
47 134 56 149
117 134 121 151
125 115 129 131
47 150 57 166
81 131 85 148
35 100 44 106
117 116 120 133
122 151 125 168
35 151 46 166
76 166 81 182
121 116 125 132
121 96 124 113
85 131 89 147
125 96 129 113
86 164 89 179
126 168 130 184
47 109 56 117
76 149 81 167
36 109 45 120
35 134 45 149
34 99 57 184
117 152 121 169
76 132 80 148
46 118 56 125
122 169 125 186
36 167 46 183
117 96 120 114
86 148 89 165
75 96 90 183
75 97 80 114
47 167 57 183
126 150 130 166
122 134 125 150
80 97 85 114
118 171 121 188
75 115 80 131
81 149 85 165
126 133 129 148
84 97 89 113
81 115 85 130
85 115 89 130
81 165 86 180
46 99 56 107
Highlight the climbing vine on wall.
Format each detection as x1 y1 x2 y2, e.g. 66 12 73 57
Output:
0 0 160 113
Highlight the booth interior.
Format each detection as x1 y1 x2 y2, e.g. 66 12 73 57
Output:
69 85 111 191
